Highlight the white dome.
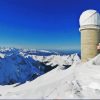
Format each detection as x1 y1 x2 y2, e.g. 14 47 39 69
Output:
79 9 100 26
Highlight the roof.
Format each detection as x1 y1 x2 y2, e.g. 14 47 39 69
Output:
79 10 100 26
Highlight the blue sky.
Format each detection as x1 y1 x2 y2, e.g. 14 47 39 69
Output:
0 0 99 50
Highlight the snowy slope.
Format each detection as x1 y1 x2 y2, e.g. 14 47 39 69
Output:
0 54 100 99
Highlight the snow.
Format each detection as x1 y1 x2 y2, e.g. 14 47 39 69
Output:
0 53 5 58
89 82 100 90
30 53 80 67
38 50 51 53
0 52 100 99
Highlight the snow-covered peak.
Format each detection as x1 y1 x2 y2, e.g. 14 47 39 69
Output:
30 53 80 67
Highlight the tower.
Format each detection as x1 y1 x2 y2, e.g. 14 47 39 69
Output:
79 10 100 62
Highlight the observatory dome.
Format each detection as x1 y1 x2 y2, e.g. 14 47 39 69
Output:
79 10 100 26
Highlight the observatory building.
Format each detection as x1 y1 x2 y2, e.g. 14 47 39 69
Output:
79 10 100 62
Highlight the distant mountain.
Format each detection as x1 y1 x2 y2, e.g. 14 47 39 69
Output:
0 48 80 85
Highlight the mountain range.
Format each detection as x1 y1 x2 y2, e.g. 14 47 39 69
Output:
0 48 80 85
